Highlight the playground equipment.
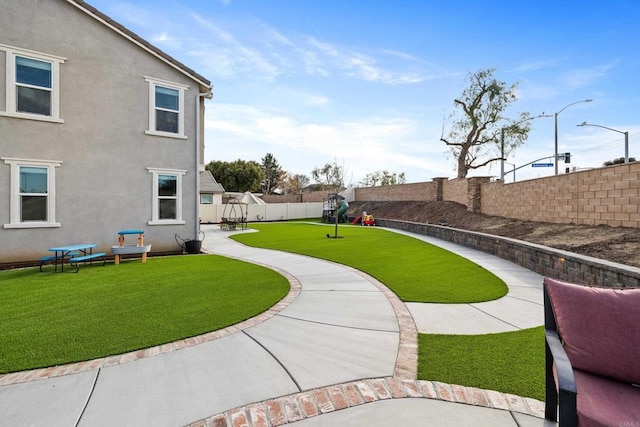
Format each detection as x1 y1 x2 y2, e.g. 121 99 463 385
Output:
111 230 152 264
322 193 349 224
351 211 375 226
335 197 349 223
321 193 337 223
220 196 248 231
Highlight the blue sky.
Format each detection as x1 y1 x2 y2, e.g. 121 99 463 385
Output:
89 0 640 184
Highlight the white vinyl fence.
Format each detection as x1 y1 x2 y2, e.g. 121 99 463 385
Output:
200 202 324 224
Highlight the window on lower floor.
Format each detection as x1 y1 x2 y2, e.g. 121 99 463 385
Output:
200 193 213 204
20 166 48 221
147 167 186 225
158 174 177 219
2 157 62 228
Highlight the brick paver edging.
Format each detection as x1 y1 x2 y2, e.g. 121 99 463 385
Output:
188 378 545 426
0 262 302 387
351 269 418 380
185 257 545 426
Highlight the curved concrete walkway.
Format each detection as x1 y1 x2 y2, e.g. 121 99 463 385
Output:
386 228 544 335
0 225 550 427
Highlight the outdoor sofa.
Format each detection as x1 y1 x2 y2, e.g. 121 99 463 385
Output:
543 277 640 426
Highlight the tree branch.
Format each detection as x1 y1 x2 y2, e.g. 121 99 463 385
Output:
440 137 463 147
467 156 503 170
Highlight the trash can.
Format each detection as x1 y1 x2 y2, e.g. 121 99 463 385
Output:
184 239 202 254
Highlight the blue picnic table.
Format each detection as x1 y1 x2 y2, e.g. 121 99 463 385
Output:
46 243 101 272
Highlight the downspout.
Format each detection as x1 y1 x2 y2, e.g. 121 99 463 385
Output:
196 88 213 239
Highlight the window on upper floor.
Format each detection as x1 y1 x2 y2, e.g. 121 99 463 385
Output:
144 77 188 139
16 56 52 116
147 167 186 225
0 44 65 123
2 157 62 228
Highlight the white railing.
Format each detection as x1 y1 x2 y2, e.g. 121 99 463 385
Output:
200 202 324 224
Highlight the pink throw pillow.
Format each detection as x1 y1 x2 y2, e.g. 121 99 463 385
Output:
545 277 640 385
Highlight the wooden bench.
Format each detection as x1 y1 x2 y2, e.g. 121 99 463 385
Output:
68 252 106 273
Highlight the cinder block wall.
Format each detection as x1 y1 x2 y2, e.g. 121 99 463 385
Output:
442 179 468 206
481 162 640 227
262 162 640 229
354 182 436 201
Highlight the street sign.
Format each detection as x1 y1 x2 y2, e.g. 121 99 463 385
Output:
532 163 554 167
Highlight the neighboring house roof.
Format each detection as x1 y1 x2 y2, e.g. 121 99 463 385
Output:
66 0 212 92
200 170 225 194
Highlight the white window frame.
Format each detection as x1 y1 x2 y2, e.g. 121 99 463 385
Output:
144 76 188 139
0 44 65 123
2 157 62 228
147 167 187 225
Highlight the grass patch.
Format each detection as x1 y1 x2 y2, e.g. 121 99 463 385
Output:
232 222 507 303
0 255 289 373
417 327 545 400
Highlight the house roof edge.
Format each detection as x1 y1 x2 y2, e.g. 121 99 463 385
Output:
66 0 212 92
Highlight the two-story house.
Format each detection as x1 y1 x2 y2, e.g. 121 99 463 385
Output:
0 0 213 265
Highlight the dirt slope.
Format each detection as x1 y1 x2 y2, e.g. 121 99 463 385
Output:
347 201 640 268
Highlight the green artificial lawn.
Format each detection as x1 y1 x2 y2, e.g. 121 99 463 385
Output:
418 327 545 400
0 255 289 373
232 222 507 303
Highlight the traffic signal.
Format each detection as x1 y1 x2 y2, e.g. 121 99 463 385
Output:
565 152 571 163
565 167 570 173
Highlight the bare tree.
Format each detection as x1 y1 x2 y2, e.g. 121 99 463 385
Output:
311 160 345 189
359 170 406 187
441 68 531 179
282 173 310 194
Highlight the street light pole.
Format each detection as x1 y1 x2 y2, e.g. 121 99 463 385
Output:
554 99 592 175
500 113 552 181
504 161 516 182
577 121 630 163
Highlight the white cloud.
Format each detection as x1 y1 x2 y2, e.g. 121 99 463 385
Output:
190 14 281 80
304 94 330 106
306 37 341 58
112 5 427 86
344 53 424 85
379 49 418 61
150 32 184 50
204 104 446 182
510 60 558 73
560 62 618 89
302 38 425 85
